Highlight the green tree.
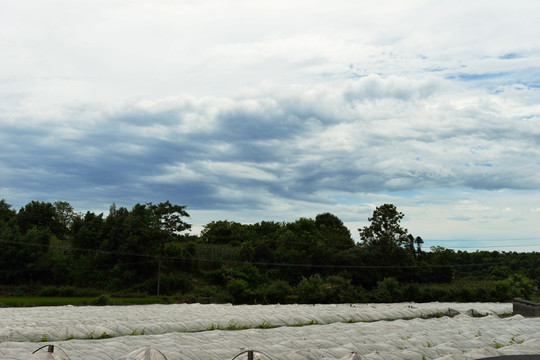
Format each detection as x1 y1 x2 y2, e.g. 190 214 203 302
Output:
0 199 16 223
17 201 64 238
53 201 76 239
414 236 424 255
274 218 322 281
324 275 359 303
297 274 326 304
41 235 73 284
227 278 251 304
19 227 52 283
0 220 22 283
263 279 292 303
72 211 104 251
358 204 414 285
359 204 409 248
148 201 191 241
315 212 354 249
248 221 284 248
371 277 403 303
146 202 191 295
505 274 534 299
200 220 246 245
425 246 455 283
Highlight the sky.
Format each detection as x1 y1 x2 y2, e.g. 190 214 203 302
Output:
1 0 539 251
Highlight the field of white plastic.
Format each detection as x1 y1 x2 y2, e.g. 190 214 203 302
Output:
1 302 540 360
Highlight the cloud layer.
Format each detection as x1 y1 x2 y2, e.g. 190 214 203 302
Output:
1 1 540 248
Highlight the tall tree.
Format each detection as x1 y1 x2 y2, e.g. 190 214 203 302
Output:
147 201 191 296
315 212 354 249
359 204 409 248
407 234 415 254
415 236 424 255
53 201 76 239
0 199 16 223
17 201 64 238
148 201 191 240
358 204 414 285
200 220 245 245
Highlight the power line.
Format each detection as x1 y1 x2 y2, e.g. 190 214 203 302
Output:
0 260 156 274
0 237 538 271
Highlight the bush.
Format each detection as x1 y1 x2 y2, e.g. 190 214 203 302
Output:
325 275 357 303
91 294 111 306
471 286 489 301
227 278 251 304
371 277 402 303
505 274 534 299
185 285 233 304
38 285 58 297
417 284 451 302
263 280 292 304
232 263 264 288
297 274 326 304
158 272 193 296
10 285 31 296
403 283 420 302
457 286 474 302
494 280 511 301
38 285 94 297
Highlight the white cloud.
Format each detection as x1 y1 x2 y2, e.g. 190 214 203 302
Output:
2 0 540 249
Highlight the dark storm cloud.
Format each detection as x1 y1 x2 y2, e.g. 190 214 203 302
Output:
1 76 540 216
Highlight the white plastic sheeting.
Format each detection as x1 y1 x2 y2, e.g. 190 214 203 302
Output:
29 345 70 360
117 346 168 360
231 349 274 360
0 302 539 360
30 353 67 360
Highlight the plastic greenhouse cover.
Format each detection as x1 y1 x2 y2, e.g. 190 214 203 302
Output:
1 302 539 360
117 346 168 360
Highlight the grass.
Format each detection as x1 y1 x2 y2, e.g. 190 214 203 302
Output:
291 319 320 327
256 321 276 329
509 335 524 345
206 320 250 331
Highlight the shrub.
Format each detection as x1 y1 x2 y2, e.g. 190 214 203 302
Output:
38 285 93 297
325 275 357 303
506 274 534 299
403 283 420 302
457 286 474 302
263 280 292 304
418 284 451 302
227 278 251 304
297 274 326 304
471 286 489 301
186 285 233 304
91 294 111 306
38 285 58 297
494 280 511 301
371 277 402 303
10 285 31 296
158 272 193 296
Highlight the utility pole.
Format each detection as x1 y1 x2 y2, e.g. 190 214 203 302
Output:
157 256 161 297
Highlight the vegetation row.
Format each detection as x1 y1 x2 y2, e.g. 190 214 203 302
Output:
0 200 537 305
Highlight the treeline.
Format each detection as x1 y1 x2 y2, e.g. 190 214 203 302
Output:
0 200 537 303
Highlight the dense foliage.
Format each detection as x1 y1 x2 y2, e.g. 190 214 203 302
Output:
0 199 538 304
